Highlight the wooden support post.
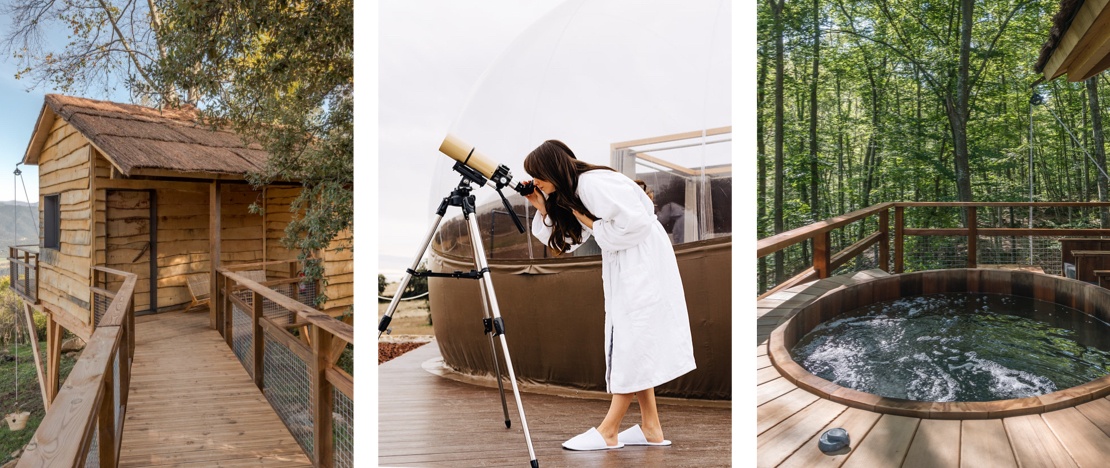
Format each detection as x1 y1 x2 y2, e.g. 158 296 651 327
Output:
23 250 30 298
312 325 335 467
224 275 234 348
210 181 222 330
895 206 905 273
46 316 62 404
814 230 830 279
967 206 978 268
97 368 118 468
252 291 264 389
21 303 49 408
879 209 890 272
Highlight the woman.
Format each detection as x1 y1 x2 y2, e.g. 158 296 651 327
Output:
523 140 696 451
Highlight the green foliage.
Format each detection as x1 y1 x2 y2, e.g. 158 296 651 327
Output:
757 0 1090 237
152 0 353 305
378 274 387 296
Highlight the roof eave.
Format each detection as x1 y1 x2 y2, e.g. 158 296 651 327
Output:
22 103 56 166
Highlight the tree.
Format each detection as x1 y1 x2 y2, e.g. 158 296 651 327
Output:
153 0 354 302
1 0 171 100
772 0 786 284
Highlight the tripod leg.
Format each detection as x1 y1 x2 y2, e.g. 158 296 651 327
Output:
378 214 445 339
468 232 512 428
465 214 539 467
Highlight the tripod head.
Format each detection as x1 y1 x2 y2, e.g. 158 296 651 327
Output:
449 161 527 234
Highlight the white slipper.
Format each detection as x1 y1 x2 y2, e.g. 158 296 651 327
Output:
618 424 672 446
562 427 624 451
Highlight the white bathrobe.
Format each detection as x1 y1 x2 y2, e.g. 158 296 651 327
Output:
531 170 696 394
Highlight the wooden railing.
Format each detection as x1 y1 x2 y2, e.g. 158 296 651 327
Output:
216 259 353 467
17 267 137 467
8 245 39 304
757 202 1110 298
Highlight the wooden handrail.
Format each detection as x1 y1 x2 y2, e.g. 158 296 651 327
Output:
221 269 353 344
216 264 352 467
758 201 1110 295
18 268 137 467
757 203 894 258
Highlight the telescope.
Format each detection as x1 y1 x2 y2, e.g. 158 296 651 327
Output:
439 134 535 196
439 134 533 233
379 134 544 467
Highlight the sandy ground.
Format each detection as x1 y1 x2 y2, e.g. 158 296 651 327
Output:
378 282 434 363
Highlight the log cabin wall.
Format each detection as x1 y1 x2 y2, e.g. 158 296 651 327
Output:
221 184 265 268
264 186 302 276
323 229 353 312
37 118 93 335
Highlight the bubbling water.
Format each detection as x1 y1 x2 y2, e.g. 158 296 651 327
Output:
792 293 1110 402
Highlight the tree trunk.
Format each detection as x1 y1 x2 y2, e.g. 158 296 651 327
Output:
773 0 786 284
1089 77 1109 227
951 0 974 208
809 0 820 222
758 51 768 293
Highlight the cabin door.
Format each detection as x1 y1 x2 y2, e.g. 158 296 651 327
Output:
106 190 158 314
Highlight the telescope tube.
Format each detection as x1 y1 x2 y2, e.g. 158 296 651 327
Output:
440 134 499 180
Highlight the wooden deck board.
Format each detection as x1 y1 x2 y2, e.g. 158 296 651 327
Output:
960 419 1016 468
119 310 311 467
1003 414 1078 468
757 270 1110 467
903 419 960 468
378 341 731 467
757 398 846 467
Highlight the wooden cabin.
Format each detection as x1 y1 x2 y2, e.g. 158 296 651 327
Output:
17 94 352 341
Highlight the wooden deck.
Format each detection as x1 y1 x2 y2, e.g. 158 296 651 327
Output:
379 341 731 467
118 309 311 467
757 269 1110 467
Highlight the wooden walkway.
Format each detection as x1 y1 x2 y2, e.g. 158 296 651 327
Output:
118 310 311 467
379 341 731 467
757 269 1110 467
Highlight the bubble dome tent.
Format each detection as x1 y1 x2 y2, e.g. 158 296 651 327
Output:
425 0 731 400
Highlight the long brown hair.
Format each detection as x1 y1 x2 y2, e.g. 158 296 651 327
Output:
523 140 615 254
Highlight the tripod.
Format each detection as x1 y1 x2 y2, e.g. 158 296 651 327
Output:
379 162 539 468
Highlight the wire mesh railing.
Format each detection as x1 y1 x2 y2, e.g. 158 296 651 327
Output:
757 202 1110 298
216 259 354 467
18 266 137 467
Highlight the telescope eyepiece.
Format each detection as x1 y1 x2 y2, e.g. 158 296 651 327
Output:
515 180 536 196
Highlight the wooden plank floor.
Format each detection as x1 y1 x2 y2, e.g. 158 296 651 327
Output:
379 341 731 467
757 270 1110 467
118 310 312 467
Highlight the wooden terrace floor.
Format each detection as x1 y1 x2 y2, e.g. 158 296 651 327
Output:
757 269 1110 467
118 309 311 467
379 341 732 467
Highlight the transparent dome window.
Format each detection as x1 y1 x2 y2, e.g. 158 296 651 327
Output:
428 0 731 261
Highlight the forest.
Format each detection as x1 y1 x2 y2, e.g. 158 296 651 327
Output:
756 0 1110 292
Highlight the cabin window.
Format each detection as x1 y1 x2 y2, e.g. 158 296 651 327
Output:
44 194 60 249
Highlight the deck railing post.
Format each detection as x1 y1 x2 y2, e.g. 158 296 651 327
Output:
895 205 905 273
23 249 30 299
224 275 234 347
879 209 890 272
967 206 978 268
252 291 264 389
97 359 118 468
311 325 334 467
814 230 830 279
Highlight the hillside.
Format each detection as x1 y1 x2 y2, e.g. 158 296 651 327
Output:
0 201 39 275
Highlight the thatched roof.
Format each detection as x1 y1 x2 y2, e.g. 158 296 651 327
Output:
24 94 269 177
1035 0 1084 74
